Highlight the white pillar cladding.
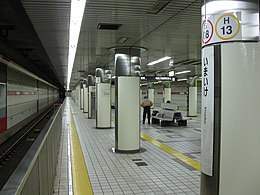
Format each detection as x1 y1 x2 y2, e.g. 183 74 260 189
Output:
110 46 146 153
80 81 83 110
148 83 154 107
201 1 259 195
111 84 115 108
87 75 95 119
95 68 111 129
83 80 88 113
118 77 140 151
164 82 171 103
188 87 197 116
77 85 80 106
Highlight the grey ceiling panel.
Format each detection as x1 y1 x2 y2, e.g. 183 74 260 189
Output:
17 0 202 88
22 0 70 87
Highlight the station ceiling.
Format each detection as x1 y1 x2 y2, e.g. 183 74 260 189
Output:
0 0 202 89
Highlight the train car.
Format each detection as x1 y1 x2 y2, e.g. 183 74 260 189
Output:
0 57 59 145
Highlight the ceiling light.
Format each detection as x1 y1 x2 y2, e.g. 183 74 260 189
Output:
67 0 86 90
147 56 171 66
175 70 191 75
169 70 175 77
177 78 188 82
169 58 174 67
117 37 128 43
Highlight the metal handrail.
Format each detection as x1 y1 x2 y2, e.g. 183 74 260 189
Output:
0 103 63 195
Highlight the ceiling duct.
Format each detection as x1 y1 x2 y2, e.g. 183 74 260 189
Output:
147 0 172 14
97 23 122 30
95 68 105 83
87 75 95 86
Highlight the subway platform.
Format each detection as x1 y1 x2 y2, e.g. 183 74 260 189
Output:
53 98 201 195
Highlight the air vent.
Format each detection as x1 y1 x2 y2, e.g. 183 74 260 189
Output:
97 23 122 30
147 0 172 14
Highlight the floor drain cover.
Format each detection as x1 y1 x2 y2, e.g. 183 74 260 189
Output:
132 159 142 161
135 162 148 166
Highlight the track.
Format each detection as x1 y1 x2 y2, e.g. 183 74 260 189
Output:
0 105 57 190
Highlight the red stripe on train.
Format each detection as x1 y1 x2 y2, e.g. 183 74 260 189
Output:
7 91 37 96
171 92 188 95
155 92 188 95
0 117 7 133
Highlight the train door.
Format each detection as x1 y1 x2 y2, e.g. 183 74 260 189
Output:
0 63 7 133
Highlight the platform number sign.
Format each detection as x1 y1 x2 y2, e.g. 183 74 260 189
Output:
202 19 214 44
216 14 241 41
202 13 241 46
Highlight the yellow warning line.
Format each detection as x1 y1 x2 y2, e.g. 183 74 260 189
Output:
190 119 201 123
141 132 200 171
69 108 93 195
112 115 200 171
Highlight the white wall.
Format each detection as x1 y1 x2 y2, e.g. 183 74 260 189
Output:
219 42 260 195
141 82 202 113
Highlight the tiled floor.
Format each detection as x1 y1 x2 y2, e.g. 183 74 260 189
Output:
53 98 201 195
53 106 71 195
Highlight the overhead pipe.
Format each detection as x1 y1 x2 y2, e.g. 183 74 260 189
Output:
87 75 95 86
95 68 105 83
104 70 112 83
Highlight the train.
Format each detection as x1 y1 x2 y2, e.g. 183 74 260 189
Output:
0 57 60 145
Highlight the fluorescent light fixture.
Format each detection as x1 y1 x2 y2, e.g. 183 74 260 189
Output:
169 70 175 77
177 78 187 82
169 58 174 67
147 56 171 66
66 0 86 90
175 70 191 75
117 37 128 43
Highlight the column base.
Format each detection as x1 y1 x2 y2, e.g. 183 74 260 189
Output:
109 147 146 154
96 126 111 129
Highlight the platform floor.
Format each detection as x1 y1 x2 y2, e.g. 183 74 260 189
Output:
53 98 201 195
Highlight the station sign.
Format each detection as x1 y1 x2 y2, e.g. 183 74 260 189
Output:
201 46 214 176
141 76 175 81
202 12 242 47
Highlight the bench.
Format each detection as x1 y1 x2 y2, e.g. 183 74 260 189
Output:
151 110 187 127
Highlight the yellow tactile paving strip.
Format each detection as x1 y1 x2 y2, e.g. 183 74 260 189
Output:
141 132 200 171
111 116 200 171
69 108 93 195
190 119 201 123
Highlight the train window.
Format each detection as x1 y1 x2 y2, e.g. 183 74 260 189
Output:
0 83 6 133
0 64 7 133
0 83 6 110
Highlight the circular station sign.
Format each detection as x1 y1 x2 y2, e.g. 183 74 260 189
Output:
202 19 214 44
215 13 241 41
